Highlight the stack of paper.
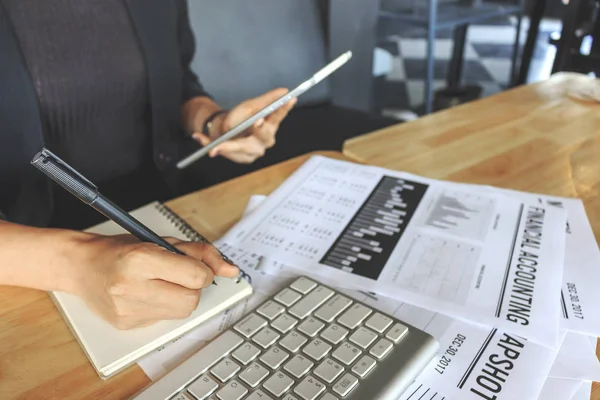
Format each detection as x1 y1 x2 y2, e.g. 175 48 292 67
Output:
138 155 600 400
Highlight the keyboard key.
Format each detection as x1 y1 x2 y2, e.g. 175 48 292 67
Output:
385 323 409 343
245 389 273 400
234 314 267 338
320 324 349 345
187 375 218 400
283 354 314 378
271 313 298 334
280 331 308 353
365 313 393 333
332 373 358 397
216 379 247 400
252 327 281 349
260 346 289 369
291 277 317 294
131 331 243 400
314 295 353 323
257 300 285 320
275 288 302 307
320 394 339 400
210 358 240 383
231 342 261 366
238 362 269 388
282 395 300 400
302 338 332 361
263 371 294 397
289 286 334 319
348 327 378 349
332 342 361 365
370 338 393 359
351 355 376 378
294 375 326 400
298 317 325 337
337 304 372 329
172 392 195 400
313 358 344 384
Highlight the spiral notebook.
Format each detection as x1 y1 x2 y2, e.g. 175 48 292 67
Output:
50 202 253 379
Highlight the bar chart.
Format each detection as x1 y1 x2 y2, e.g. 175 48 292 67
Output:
320 176 428 279
425 191 496 240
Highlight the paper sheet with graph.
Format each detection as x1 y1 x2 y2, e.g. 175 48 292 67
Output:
221 156 567 347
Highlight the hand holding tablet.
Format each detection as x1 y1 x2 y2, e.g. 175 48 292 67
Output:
177 51 353 169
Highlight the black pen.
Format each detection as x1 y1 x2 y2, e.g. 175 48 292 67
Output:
31 148 219 285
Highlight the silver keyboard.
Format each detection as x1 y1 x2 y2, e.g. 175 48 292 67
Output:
131 277 439 400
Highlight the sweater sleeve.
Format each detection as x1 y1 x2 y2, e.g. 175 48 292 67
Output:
176 0 213 104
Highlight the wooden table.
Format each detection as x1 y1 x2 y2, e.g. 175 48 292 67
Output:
2 72 599 399
343 72 600 399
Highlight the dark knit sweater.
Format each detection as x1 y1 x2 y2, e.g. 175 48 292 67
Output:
3 0 170 229
4 0 151 183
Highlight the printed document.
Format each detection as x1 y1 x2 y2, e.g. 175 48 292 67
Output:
221 156 567 347
464 186 600 338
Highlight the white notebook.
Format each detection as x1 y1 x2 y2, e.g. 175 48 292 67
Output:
50 202 253 379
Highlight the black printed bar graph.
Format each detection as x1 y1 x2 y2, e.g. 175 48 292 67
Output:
320 176 428 280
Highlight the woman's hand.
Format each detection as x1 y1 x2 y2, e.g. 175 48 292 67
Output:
0 214 239 330
69 234 239 330
192 88 297 163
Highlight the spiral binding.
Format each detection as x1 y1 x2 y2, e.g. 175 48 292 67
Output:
155 203 251 284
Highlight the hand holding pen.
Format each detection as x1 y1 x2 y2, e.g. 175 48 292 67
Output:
31 148 239 330
59 233 239 330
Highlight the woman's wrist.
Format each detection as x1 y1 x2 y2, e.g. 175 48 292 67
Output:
0 222 92 294
202 109 228 139
181 96 222 136
46 230 97 295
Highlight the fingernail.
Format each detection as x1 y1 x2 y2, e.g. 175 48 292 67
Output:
222 253 237 266
256 119 265 128
227 265 241 277
222 255 241 274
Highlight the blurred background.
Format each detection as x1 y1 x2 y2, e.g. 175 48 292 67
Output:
182 0 599 187
373 0 596 117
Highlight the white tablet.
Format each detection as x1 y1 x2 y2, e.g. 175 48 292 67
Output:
177 51 353 169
